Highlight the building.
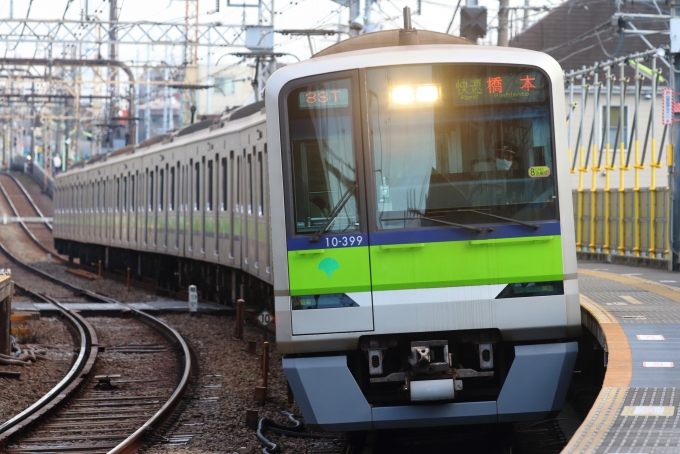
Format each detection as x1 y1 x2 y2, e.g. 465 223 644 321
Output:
510 0 670 191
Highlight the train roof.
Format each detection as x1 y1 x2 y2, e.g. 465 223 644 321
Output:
313 29 473 58
65 100 266 173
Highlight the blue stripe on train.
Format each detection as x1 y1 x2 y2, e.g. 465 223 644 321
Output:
287 221 561 251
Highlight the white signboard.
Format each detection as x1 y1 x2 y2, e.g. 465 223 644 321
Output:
643 361 674 367
637 335 665 341
662 88 673 126
188 285 198 313
258 309 272 326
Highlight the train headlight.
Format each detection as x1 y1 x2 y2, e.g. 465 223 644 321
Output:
391 85 439 104
416 85 439 102
391 86 414 104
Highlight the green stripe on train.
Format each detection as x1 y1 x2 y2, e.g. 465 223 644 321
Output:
287 235 563 296
369 235 563 291
287 247 371 296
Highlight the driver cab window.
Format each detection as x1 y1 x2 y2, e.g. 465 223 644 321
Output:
286 77 360 236
367 64 557 230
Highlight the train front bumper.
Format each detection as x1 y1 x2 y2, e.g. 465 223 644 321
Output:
283 341 577 431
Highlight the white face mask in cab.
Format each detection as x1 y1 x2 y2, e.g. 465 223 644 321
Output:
496 158 512 171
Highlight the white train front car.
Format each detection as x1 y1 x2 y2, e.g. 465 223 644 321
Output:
266 30 580 431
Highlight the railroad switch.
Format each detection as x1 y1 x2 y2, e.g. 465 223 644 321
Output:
94 374 120 390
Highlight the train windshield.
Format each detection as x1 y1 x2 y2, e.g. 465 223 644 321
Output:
286 77 360 235
367 64 557 230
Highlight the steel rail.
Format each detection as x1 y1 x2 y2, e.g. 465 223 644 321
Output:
1 172 51 230
0 230 192 453
0 271 98 444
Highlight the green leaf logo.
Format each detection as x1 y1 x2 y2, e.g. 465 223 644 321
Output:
318 257 340 279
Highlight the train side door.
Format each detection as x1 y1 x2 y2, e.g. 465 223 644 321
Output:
246 147 257 274
232 151 243 268
179 164 187 256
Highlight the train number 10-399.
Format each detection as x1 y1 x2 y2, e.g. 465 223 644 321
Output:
324 235 363 248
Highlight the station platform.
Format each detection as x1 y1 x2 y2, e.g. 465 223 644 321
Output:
566 262 680 453
11 299 233 315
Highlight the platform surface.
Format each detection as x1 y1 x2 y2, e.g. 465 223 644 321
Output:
567 262 680 454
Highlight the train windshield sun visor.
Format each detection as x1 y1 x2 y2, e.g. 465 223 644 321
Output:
367 64 558 231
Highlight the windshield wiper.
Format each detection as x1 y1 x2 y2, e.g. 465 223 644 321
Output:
309 184 358 243
386 210 482 233
462 209 540 230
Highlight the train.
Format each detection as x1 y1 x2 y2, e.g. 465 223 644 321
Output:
53 24 580 431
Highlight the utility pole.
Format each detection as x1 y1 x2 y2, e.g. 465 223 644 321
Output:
145 45 151 140
206 28 212 116
184 0 199 126
498 0 510 46
109 0 118 150
256 0 275 101
523 0 530 30
29 83 35 171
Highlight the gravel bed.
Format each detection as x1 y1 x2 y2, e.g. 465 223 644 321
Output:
10 172 54 217
32 261 171 303
143 315 343 454
0 244 70 300
0 317 75 423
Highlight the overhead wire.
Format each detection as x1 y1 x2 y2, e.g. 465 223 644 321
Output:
541 19 612 53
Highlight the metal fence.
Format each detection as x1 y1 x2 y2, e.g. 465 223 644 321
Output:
566 47 672 262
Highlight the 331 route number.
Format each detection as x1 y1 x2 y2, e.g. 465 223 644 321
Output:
258 310 272 326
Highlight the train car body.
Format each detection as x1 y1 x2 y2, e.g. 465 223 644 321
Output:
54 104 273 301
267 30 579 430
54 28 579 432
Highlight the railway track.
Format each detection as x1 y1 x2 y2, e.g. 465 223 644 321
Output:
0 217 192 453
0 173 59 259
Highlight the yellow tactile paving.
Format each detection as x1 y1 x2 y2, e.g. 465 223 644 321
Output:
563 387 627 454
619 295 643 305
564 277 634 453
580 294 616 324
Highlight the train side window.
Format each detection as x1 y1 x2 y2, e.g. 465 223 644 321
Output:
194 162 200 211
149 171 154 212
116 178 120 213
159 169 165 211
221 157 228 211
103 180 106 211
131 175 135 211
236 156 241 211
91 183 95 211
170 167 175 211
123 177 128 212
207 159 213 211
247 153 253 214
258 151 264 216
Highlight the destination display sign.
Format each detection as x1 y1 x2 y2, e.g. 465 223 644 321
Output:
299 88 349 109
452 70 546 106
